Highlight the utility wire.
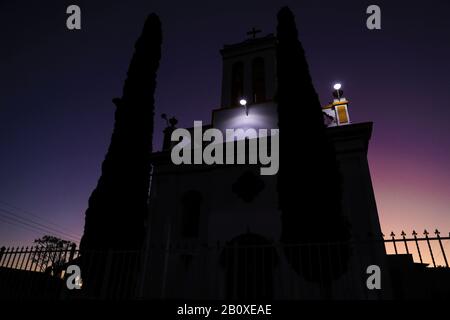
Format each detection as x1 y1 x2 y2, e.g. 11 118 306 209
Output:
0 215 80 243
0 200 81 236
0 209 80 242
0 216 44 240
0 215 79 244
0 207 81 240
0 216 80 244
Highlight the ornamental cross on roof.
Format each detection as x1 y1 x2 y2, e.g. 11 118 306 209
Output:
247 27 262 39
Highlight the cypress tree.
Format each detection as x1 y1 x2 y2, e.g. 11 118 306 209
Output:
276 7 351 291
81 14 161 252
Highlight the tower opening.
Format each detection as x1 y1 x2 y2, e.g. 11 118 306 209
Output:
252 57 266 103
231 61 244 107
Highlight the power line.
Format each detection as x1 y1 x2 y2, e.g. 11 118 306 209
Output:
0 216 43 239
0 215 80 243
0 207 81 240
0 213 80 243
0 209 80 242
0 215 79 244
0 200 81 235
0 200 81 236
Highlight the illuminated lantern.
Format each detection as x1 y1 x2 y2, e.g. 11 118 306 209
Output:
322 83 351 127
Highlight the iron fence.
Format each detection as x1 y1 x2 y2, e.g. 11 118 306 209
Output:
0 230 448 300
0 245 141 300
383 229 450 268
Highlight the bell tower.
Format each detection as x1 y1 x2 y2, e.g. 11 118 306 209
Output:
220 31 277 108
213 31 278 134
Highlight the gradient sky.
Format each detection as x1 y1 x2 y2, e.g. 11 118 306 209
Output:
0 0 449 247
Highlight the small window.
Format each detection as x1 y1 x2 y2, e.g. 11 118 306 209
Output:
336 105 349 124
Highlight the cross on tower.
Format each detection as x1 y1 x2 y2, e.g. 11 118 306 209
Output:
246 27 262 39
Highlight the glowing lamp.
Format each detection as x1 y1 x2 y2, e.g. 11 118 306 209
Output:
240 98 249 116
333 83 342 90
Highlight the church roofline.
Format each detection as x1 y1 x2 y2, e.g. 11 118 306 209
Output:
220 34 276 58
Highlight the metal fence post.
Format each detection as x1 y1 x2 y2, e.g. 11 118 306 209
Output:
0 246 5 264
435 229 449 268
424 230 436 267
100 249 113 299
390 232 398 254
68 243 76 262
412 230 423 264
401 231 409 254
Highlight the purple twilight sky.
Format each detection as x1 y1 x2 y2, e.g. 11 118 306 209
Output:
0 0 449 246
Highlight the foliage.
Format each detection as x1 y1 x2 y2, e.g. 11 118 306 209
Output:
31 235 75 274
80 14 162 251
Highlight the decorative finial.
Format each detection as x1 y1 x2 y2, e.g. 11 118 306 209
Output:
161 113 178 128
161 113 169 126
169 116 178 127
161 114 178 150
247 27 262 39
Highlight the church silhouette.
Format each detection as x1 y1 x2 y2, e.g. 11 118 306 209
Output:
81 8 391 300
139 18 389 301
2 6 450 304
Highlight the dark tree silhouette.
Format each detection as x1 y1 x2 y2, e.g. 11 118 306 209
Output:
276 7 351 292
78 14 162 298
80 14 162 252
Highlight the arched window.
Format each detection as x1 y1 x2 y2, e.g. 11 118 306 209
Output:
231 61 244 107
180 190 202 238
252 57 266 103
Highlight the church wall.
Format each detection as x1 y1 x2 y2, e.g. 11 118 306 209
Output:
140 162 283 298
330 123 393 299
139 30 393 298
146 164 281 245
212 102 278 137
139 136 391 299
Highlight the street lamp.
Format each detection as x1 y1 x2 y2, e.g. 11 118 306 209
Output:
240 98 248 116
333 83 342 99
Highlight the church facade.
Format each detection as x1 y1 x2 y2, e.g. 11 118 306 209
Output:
138 34 391 299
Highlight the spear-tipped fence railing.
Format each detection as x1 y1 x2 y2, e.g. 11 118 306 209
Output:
383 229 449 268
0 230 448 300
0 245 141 299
